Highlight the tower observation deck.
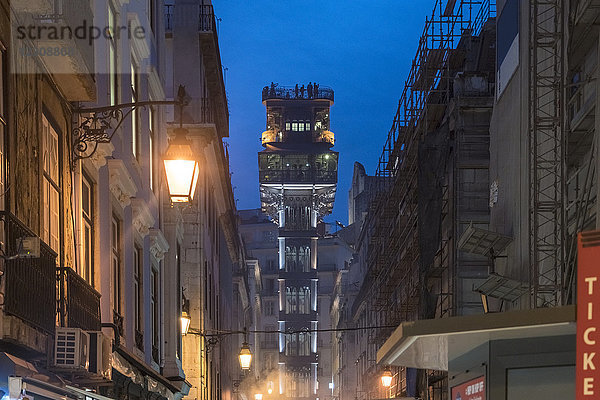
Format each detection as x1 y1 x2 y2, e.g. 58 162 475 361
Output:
258 83 337 399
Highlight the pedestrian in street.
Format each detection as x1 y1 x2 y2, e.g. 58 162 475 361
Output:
314 82 319 97
295 84 299 98
300 84 305 98
308 82 313 98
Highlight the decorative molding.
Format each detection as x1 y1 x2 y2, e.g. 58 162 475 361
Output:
108 159 138 208
128 13 151 60
131 199 155 237
149 229 170 261
89 142 115 169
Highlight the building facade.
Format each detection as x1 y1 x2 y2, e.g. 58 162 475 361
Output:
0 2 243 400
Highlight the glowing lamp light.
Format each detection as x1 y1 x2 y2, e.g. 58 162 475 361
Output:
255 394 263 400
238 341 252 370
381 367 393 388
163 128 200 203
267 382 274 395
180 311 191 335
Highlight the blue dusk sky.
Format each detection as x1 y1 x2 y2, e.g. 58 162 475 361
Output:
217 1 434 225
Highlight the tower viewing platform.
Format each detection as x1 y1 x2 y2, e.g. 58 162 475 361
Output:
262 83 334 103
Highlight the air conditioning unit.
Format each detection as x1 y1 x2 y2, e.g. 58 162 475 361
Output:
88 331 112 379
54 328 89 369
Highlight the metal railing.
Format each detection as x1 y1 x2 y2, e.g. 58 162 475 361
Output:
262 84 334 102
199 5 217 33
1 211 57 334
259 169 337 184
164 4 173 32
63 267 101 331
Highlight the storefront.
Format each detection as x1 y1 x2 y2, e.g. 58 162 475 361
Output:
377 306 576 399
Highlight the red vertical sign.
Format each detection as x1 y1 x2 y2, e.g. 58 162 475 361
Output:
577 231 600 398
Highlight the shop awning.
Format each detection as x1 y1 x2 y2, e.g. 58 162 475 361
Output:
377 305 576 371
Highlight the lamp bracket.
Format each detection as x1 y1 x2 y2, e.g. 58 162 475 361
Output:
71 100 182 169
205 336 220 353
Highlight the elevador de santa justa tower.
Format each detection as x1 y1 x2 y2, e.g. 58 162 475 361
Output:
258 83 338 399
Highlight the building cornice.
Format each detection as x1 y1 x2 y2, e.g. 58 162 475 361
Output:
108 159 138 208
131 198 155 237
149 229 170 261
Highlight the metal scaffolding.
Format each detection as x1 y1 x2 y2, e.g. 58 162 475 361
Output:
366 0 495 322
528 0 566 307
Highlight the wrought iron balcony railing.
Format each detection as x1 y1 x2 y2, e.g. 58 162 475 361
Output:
163 4 218 37
262 85 334 102
62 267 101 331
164 4 173 32
0 211 57 334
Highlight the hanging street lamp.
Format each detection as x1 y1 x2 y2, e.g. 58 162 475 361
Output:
238 340 253 370
163 126 200 203
381 367 393 388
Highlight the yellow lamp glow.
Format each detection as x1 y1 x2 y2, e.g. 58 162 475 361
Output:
180 311 191 335
238 341 252 370
163 128 200 203
381 367 393 388
267 381 274 395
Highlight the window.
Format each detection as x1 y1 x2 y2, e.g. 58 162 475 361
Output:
42 114 60 259
134 246 143 334
264 300 274 316
108 5 119 106
298 286 310 314
292 122 298 131
266 278 275 294
151 267 159 360
285 244 310 272
111 215 122 315
149 107 155 190
285 122 290 131
131 60 140 158
147 0 155 33
81 174 94 284
0 46 5 213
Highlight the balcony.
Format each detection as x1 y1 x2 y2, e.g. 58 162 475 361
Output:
164 3 174 33
62 267 101 331
259 169 337 185
262 85 334 103
198 5 229 137
1 211 57 334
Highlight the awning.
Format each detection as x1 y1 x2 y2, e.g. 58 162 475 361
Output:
377 305 576 371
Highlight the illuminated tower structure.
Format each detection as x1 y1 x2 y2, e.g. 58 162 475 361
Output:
258 83 338 399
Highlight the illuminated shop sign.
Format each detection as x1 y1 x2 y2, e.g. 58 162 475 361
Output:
451 376 485 400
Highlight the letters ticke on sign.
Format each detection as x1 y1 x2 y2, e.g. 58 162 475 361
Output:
451 376 485 400
577 230 600 398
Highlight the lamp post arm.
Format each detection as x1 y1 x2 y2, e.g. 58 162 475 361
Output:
71 84 188 169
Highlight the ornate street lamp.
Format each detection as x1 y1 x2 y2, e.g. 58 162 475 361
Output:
381 367 393 388
238 340 253 370
163 127 200 203
180 310 191 335
164 85 199 203
180 293 191 335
